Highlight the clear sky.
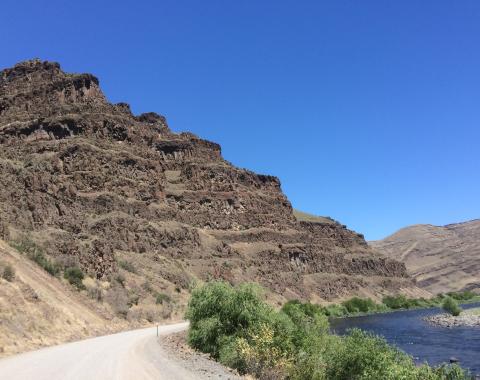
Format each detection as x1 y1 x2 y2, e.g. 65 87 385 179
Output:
2 1 479 240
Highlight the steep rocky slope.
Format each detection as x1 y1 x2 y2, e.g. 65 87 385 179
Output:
371 220 480 294
0 239 129 356
0 59 420 312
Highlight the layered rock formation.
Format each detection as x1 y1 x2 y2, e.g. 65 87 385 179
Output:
0 59 418 303
372 220 480 294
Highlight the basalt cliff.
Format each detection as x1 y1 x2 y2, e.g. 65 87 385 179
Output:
0 59 421 310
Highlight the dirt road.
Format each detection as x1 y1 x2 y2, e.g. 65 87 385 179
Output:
0 322 209 380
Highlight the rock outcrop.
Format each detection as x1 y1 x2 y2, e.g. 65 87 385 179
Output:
371 220 480 294
0 59 418 302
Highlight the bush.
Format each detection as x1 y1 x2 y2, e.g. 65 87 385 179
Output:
383 294 410 309
64 267 85 290
118 260 137 273
443 297 462 316
114 273 126 287
342 297 378 314
322 303 348 317
186 281 296 377
11 239 60 276
447 291 477 301
2 264 15 282
155 292 171 305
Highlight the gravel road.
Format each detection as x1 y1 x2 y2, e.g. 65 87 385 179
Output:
0 322 237 380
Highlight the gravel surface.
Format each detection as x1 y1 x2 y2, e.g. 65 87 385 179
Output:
159 331 247 380
0 323 248 380
424 313 480 327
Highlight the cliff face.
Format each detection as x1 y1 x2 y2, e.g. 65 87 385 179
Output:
0 59 416 303
371 220 480 294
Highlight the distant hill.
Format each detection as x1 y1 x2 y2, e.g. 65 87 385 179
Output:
371 220 480 294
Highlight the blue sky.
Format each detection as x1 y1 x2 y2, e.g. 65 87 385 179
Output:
2 1 479 240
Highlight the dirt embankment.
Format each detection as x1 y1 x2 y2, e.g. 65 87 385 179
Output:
0 240 136 356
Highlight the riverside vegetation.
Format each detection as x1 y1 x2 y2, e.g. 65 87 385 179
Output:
186 282 473 380
318 291 478 318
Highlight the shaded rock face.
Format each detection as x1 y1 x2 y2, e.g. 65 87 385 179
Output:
371 220 480 294
0 59 413 300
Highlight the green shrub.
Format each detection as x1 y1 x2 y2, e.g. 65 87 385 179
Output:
186 281 297 377
342 297 378 314
115 273 126 287
118 260 136 273
128 292 140 307
281 300 329 349
2 264 15 282
186 282 273 358
155 292 171 305
64 267 85 290
443 296 462 316
382 294 410 309
447 291 477 301
322 304 348 317
10 239 60 276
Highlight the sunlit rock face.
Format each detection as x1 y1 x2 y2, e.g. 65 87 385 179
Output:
0 59 416 301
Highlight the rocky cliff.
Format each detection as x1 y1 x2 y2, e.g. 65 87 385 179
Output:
0 59 418 306
371 220 480 294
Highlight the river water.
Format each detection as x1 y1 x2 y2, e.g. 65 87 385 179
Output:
330 302 480 374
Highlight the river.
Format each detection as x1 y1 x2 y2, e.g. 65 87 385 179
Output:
330 302 480 374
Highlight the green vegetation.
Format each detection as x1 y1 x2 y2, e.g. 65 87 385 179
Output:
2 264 15 281
447 291 477 301
114 273 126 287
10 239 61 276
155 292 171 305
342 297 386 314
186 281 472 379
64 267 86 290
443 296 462 316
118 259 137 273
320 291 480 318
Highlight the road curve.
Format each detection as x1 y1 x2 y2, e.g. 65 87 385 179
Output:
0 322 197 380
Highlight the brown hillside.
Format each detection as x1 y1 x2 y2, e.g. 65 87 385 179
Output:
0 59 420 312
0 239 127 356
371 220 480 294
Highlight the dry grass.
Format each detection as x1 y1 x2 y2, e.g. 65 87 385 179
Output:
292 209 335 224
466 307 480 316
0 240 133 357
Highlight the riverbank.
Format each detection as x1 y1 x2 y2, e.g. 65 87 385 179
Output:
324 294 480 319
331 302 480 375
424 308 480 328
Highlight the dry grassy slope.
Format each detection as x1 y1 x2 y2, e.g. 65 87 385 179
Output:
0 239 132 356
371 220 480 294
292 210 336 224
